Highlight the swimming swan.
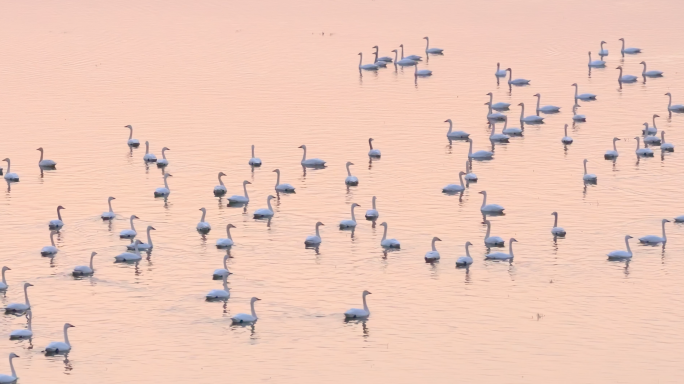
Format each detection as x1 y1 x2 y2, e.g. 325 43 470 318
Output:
634 136 654 157
372 46 393 62
344 290 371 319
157 147 170 167
197 207 211 233
551 212 566 237
305 222 324 246
665 93 684 112
127 226 155 250
391 49 417 66
443 171 466 193
358 52 378 70
485 102 506 121
423 37 443 53
583 159 597 182
571 83 597 100
253 195 275 218
0 353 20 383
72 252 97 276
248 145 262 166
639 219 670 244
455 242 473 267
213 172 228 196
48 206 65 230
607 235 633 259
468 139 493 160
154 173 172 197
501 115 523 136
340 203 360 229
367 138 381 157
205 273 230 300
465 160 478 181
587 51 605 67
115 240 143 262
518 103 544 123
9 311 32 339
506 68 530 85
216 224 236 248
486 238 517 260
101 196 116 220
227 180 251 204
534 93 561 113
561 124 573 144
414 64 432 77
36 147 56 168
642 125 661 145
273 169 295 192
119 215 139 239
231 297 261 323
424 237 442 262
619 38 641 54
5 283 32 313
1 159 19 182
44 323 75 354
143 141 157 162
400 44 422 61
41 231 59 256
489 122 510 142
640 61 663 77
365 196 379 220
599 41 609 56
212 253 232 279
479 191 504 213
486 92 510 110
495 63 507 77
445 119 470 139
572 104 586 122
616 66 637 82
0 267 10 291
124 125 139 147
379 222 400 248
643 114 659 135
299 145 326 167
660 131 674 152
484 219 504 246
604 137 620 159
344 162 359 185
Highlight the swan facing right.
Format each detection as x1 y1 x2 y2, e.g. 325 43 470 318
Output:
154 173 172 197
48 206 65 230
231 297 261 324
639 219 669 244
340 203 360 229
0 353 20 384
456 242 474 267
608 235 633 260
344 162 359 185
424 237 442 262
442 171 466 193
44 323 75 355
206 274 230 301
216 224 236 248
660 131 675 152
72 252 97 276
604 138 620 159
486 238 517 260
344 290 371 319
305 222 324 246
253 195 275 218
4 283 32 313
101 196 116 220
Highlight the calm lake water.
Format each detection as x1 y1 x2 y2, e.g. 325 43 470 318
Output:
1 0 684 383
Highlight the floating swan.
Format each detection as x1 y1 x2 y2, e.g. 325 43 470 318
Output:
485 102 506 120
486 92 510 110
340 203 360 229
634 136 654 157
604 137 620 159
423 37 443 53
197 207 211 233
253 195 275 218
154 172 172 197
501 115 522 136
299 145 326 167
391 49 416 66
227 180 251 204
41 231 59 256
468 138 493 160
455 242 473 267
660 131 674 152
143 141 157 162
379 222 400 248
344 290 371 319
506 68 530 85
639 219 670 244
414 64 432 77
587 51 605 67
561 124 573 144
0 353 20 383
101 196 116 220
212 254 232 279
551 212 566 237
640 61 663 77
344 162 359 185
248 145 262 166
367 138 381 157
644 114 659 135
48 206 65 230
44 323 75 354
572 104 586 122
489 122 510 142
115 240 143 262
365 196 379 220
607 235 633 259
305 222 324 246
424 237 442 262
571 83 596 100
127 226 155 250
156 147 170 167
400 44 421 61
583 159 597 182
465 161 478 181
619 38 641 54
518 103 544 123
273 169 295 192
372 46 393 62
0 267 10 291
1 159 18 182
599 40 609 56
119 215 139 239
216 224 236 248
443 171 466 193
642 126 661 145
231 297 261 323
36 147 56 168
72 252 97 276
205 273 230 300
674 215 684 223
534 93 561 113
495 63 507 77
9 311 32 339
445 119 470 139
665 93 684 112
214 172 227 196
479 191 505 214
358 52 378 70
484 220 504 247
616 66 637 82
486 238 517 260
124 125 139 147
5 283 32 313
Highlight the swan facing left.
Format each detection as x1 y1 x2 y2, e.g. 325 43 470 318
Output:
423 37 443 54
143 141 157 162
634 137 654 157
36 147 56 168
367 138 381 157
43 323 74 355
41 231 59 256
445 119 470 139
115 240 143 262
9 311 32 339
124 125 140 147
379 222 400 248
619 38 641 54
640 61 663 77
273 169 296 193
344 290 371 319
299 145 326 167
231 297 261 324
358 52 379 70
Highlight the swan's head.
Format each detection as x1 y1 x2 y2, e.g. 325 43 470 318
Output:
132 215 139 219
653 114 660 118
267 194 275 200
618 38 624 41
571 83 577 87
227 224 236 229
639 61 646 65
372 45 378 49
148 226 156 231
57 205 65 210
601 40 607 44
362 290 372 296
399 44 404 48
517 102 524 106
9 353 18 359
583 159 589 164
162 147 170 151
459 171 466 176
1 158 8 162
315 221 324 227
351 203 360 208
588 51 591 55
244 180 252 185
665 92 671 96
478 191 486 195
64 323 75 329
663 219 671 223
626 235 633 239
484 102 490 105
271 169 279 174
505 68 511 71
346 161 354 166
465 241 472 247
164 173 173 177
108 196 116 201
444 119 451 123
510 238 518 243
368 138 374 142
219 172 227 177
250 297 261 303
124 125 132 128
36 147 44 152
298 145 306 149
433 237 442 242
199 207 206 212
533 93 540 97
90 251 97 257
379 221 387 227
616 66 622 70
391 49 397 53
1 266 10 272
551 211 558 216
24 283 33 288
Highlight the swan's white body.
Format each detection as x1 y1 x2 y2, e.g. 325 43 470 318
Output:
0 267 9 291
489 122 510 142
216 224 236 248
583 159 597 182
72 252 97 276
640 61 663 77
445 119 470 139
480 191 504 214
425 237 442 262
506 68 530 85
10 311 32 339
305 222 324 245
344 290 371 319
534 94 561 113
119 215 139 239
157 147 170 167
599 41 609 56
273 169 295 192
561 124 573 144
372 46 393 62
205 274 230 300
665 93 684 112
443 171 466 193
392 49 417 66
486 238 517 260
605 137 620 159
213 254 232 279
340 203 360 229
36 148 56 168
465 161 478 181
674 215 684 223
154 173 172 197
423 37 443 54
634 136 654 157
643 127 661 144
608 235 633 259
616 66 638 82
660 131 674 152
484 220 504 247
501 116 522 135
0 353 20 383
2 158 19 182
619 38 641 54
48 205 65 230
143 141 157 162
365 196 379 220
495 63 507 77
588 52 605 67
254 195 275 218
572 83 596 100
551 212 566 237
299 145 326 167
485 102 507 121
639 219 669 244
5 283 32 313
214 172 227 196
126 226 155 250
231 297 261 323
248 145 262 166
400 44 422 61
44 323 74 354
519 103 544 123
227 180 251 203
344 162 359 185
101 196 116 220
414 65 432 77
455 242 474 267
115 240 143 262
367 138 381 157
197 207 211 233
358 52 379 70
487 92 510 110
125 125 139 147
41 231 59 256
468 139 493 160
379 222 400 248
572 104 586 122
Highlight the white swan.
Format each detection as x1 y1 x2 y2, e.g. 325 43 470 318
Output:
44 323 75 354
212 253 232 279
443 171 466 193
72 252 97 276
644 114 659 135
1 159 18 182
484 219 504 247
486 92 510 110
665 93 684 112
583 159 597 182
339 203 360 228
197 207 211 233
639 219 670 244
5 283 32 313
9 311 32 339
273 169 295 192
227 180 251 204
518 103 544 123
114 240 143 262
205 273 230 300
572 104 586 122
640 61 663 77
344 162 359 185
506 68 530 85
534 93 561 113
0 353 20 384
561 124 573 144
358 52 378 70
379 222 400 248
365 196 379 220
674 215 684 223
367 138 381 157
479 191 504 214
231 297 261 323
495 63 507 77
154 172 172 197
127 226 155 250
305 222 324 246
299 145 326 167
619 38 641 54
216 224 236 248
551 212 566 237
465 160 478 181
424 237 442 262
372 46 393 62
485 102 506 120
489 122 510 142
40 231 59 256
391 49 417 66
605 137 620 159
444 119 470 139
48 205 65 230
468 139 493 160
344 290 371 319
143 141 157 162
414 64 432 77
156 147 170 167
101 196 116 220
36 147 56 168
253 195 275 218
616 66 638 82
119 215 139 239
423 37 443 53
599 40 609 56
501 115 523 136
124 125 140 147
634 136 654 157
213 172 228 196
455 242 473 267
486 238 517 260
607 235 633 259
587 51 605 67
248 145 262 166
660 131 675 152
572 83 597 100
0 267 10 291
642 126 661 145
400 44 422 61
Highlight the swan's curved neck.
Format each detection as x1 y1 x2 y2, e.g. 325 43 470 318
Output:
9 355 16 378
301 147 307 162
162 148 167 159
63 325 71 346
351 205 357 222
617 67 623 79
251 145 255 158
468 140 473 156
57 207 63 222
509 240 515 258
553 213 558 227
588 52 591 64
242 183 249 199
223 255 229 270
488 93 493 104
465 243 471 258
358 53 363 67
200 209 207 223
535 95 541 111
621 39 625 51
662 221 667 241
373 48 378 62
24 285 30 308
267 198 273 212
625 237 632 254
218 173 225 186
573 84 578 99
393 50 398 62
372 196 377 210
425 37 430 50
490 123 497 136
164 174 170 190
274 170 280 187
89 253 95 270
667 94 672 108
250 300 258 319
368 138 373 150
108 199 114 213
1 269 6 285
128 127 133 140
147 227 153 246
485 221 491 238
226 226 233 240
315 224 321 238
601 41 605 50
466 161 471 173
400 45 405 59
381 225 388 241
573 104 577 115
583 162 588 175
5 159 10 173
613 140 618 152
362 294 369 312
431 238 438 252
641 62 647 74
481 193 487 208
346 163 352 177
50 231 56 247
223 275 229 291
564 125 568 137
520 104 525 119
635 137 641 150
653 116 658 129
130 216 136 232
447 120 453 134
508 69 512 81
145 141 150 155
38 149 44 162
458 173 464 188
27 313 32 330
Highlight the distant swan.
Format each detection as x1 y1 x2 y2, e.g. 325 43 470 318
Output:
486 92 510 110
455 242 473 267
157 147 170 167
197 207 211 234
607 235 633 259
605 137 620 159
479 191 505 214
587 51 605 67
643 114 659 135
489 122 510 142
506 68 530 85
400 44 422 61
143 141 157 162
465 160 478 181
424 237 442 262
0 267 10 291
367 138 381 157
273 169 295 192
443 171 466 193
212 254 232 280
599 40 609 56
572 104 586 122
640 61 663 77
127 226 155 250
561 124 573 144
44 323 75 354
154 172 172 197
468 139 493 160
339 203 360 229
551 212 566 237
248 145 262 166
660 131 675 152
501 115 523 136
642 125 661 145
216 224 236 248
227 180 251 204
48 206 65 230
484 219 504 247
344 162 359 185
379 222 400 248
0 353 19 383
518 103 544 123
619 38 641 54
423 37 443 53
634 136 654 157
205 273 230 300
101 196 116 220
5 283 32 313
124 125 139 147
583 159 597 181
305 222 324 246
445 119 470 139
414 64 432 77
299 145 326 167
495 63 507 77
616 66 637 82
372 46 393 62
41 231 59 256
9 311 32 339
1 159 19 182
214 172 227 196
534 93 561 113
72 252 97 276
572 83 597 100
365 196 379 220
485 102 506 121
486 238 517 260
36 147 56 168
253 195 275 218
231 297 261 324
344 290 371 319
119 215 139 239
639 219 670 244
665 92 684 112
391 49 416 67
115 240 143 262
357 52 378 70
